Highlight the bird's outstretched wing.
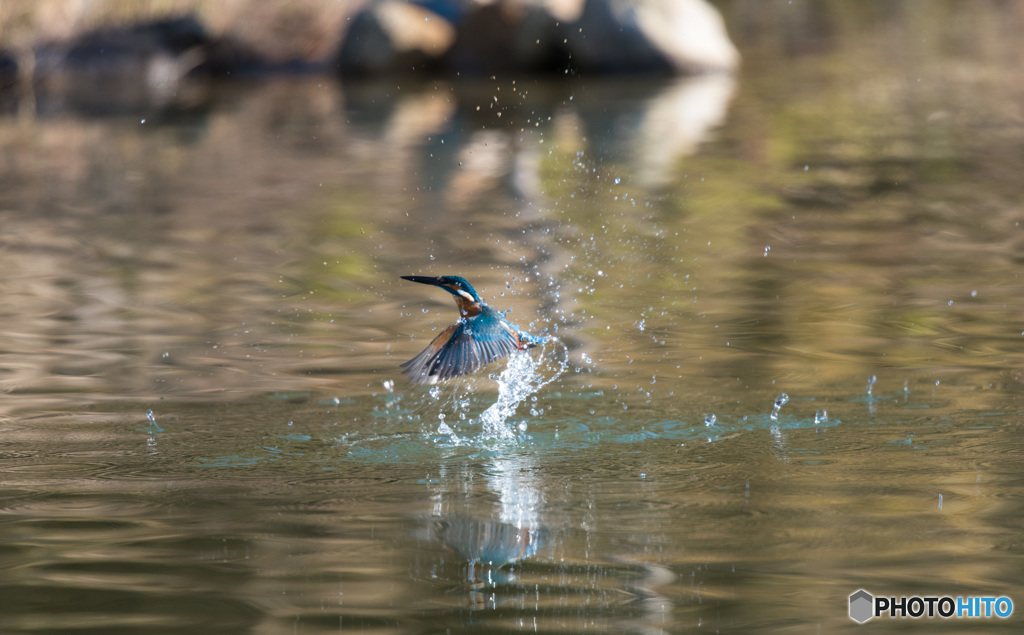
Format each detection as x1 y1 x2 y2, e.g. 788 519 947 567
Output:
402 315 523 384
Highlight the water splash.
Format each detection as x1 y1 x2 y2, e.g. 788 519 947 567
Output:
141 409 163 452
866 375 877 398
814 409 828 425
478 339 568 440
144 409 164 432
769 393 789 422
435 415 464 446
704 413 717 427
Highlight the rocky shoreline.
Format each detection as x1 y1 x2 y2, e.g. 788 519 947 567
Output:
1 0 737 105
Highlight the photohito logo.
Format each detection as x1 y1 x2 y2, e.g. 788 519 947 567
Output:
849 589 1013 623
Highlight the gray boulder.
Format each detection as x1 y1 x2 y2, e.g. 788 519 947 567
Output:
32 16 211 111
338 1 455 76
448 1 570 76
567 0 739 74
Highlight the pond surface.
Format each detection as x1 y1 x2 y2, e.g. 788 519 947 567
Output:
2 4 1024 633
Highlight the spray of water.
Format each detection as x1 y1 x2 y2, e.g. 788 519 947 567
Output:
769 392 789 422
476 338 568 440
145 409 163 432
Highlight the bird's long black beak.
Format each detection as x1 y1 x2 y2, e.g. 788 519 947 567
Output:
402 275 446 288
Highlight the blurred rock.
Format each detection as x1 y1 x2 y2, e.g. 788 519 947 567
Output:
0 50 18 86
0 50 17 114
8 0 739 88
410 0 475 23
337 1 455 76
0 49 17 99
204 1 356 68
33 16 212 112
447 1 568 75
567 0 739 74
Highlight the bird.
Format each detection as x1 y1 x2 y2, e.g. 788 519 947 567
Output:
400 275 546 384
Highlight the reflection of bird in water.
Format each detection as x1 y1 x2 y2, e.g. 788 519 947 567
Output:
435 515 539 585
401 275 546 384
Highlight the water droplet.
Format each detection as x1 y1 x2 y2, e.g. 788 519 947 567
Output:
161 352 170 358
814 409 828 424
770 393 789 421
866 375 877 396
382 379 394 393
614 177 621 185
704 413 716 427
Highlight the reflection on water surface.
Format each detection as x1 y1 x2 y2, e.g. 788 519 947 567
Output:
2 4 1024 633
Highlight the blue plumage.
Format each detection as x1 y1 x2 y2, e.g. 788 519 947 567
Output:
400 275 545 384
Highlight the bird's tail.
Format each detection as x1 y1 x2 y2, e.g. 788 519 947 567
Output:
518 330 551 349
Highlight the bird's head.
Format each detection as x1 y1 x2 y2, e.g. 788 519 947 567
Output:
402 275 483 304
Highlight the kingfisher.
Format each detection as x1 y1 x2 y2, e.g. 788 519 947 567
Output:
401 275 546 384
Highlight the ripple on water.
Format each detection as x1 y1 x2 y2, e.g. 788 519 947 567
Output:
0 495 177 526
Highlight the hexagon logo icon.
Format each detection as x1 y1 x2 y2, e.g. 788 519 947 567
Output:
849 589 874 623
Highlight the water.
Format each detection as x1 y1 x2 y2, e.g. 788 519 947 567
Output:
769 392 789 421
3 4 1024 632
